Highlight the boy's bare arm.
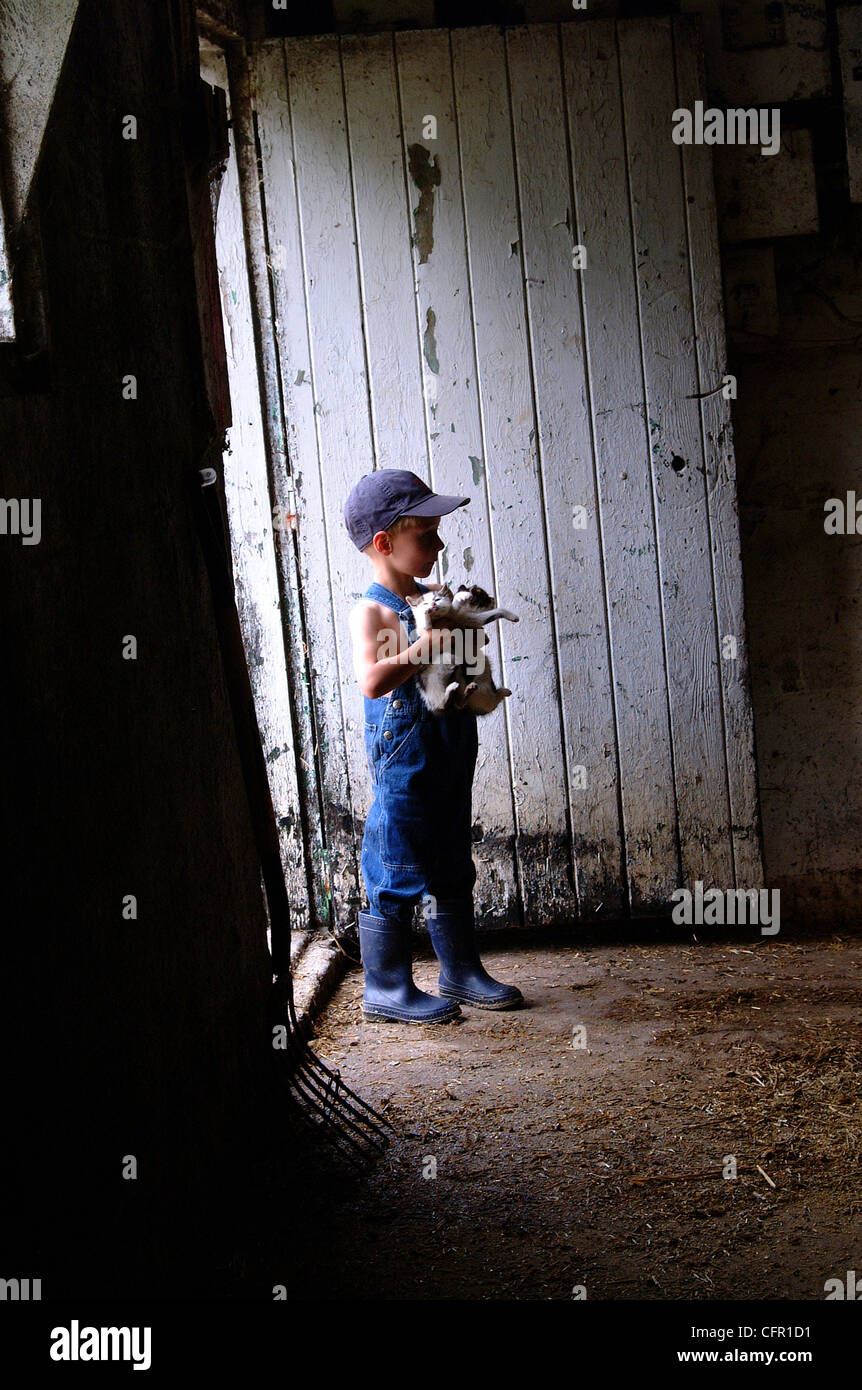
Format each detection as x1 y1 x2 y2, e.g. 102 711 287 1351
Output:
349 601 452 700
349 602 422 700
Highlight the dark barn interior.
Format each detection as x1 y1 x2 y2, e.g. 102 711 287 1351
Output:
2 0 861 1316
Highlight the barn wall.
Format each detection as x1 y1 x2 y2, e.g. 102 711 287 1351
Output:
222 19 761 934
500 16 862 931
254 0 862 926
0 0 275 1293
227 19 762 933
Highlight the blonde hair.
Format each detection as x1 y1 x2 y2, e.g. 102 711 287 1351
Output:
387 514 427 537
362 512 427 556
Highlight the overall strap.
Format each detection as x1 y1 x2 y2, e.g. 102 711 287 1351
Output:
363 580 430 707
364 580 428 632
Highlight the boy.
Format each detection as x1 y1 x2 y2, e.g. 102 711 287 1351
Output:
344 469 523 1024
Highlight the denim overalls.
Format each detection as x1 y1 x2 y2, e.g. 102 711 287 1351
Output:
361 580 479 922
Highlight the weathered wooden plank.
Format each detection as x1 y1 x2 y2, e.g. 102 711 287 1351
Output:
507 22 624 918
208 45 308 921
673 14 764 889
254 36 366 931
618 16 734 890
451 24 575 926
281 34 384 925
562 19 680 911
394 28 520 926
229 43 328 934
341 35 428 478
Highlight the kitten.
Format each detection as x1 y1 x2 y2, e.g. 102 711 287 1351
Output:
406 582 519 715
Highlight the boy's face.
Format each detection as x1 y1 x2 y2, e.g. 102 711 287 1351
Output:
376 515 444 576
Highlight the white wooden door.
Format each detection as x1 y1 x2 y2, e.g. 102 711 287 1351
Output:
218 16 763 931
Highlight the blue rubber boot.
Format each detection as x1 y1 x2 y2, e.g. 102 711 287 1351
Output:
358 911 461 1024
425 901 524 1010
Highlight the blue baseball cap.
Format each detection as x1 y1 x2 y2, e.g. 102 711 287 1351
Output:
343 469 470 552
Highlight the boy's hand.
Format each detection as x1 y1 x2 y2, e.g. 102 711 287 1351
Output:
412 626 456 664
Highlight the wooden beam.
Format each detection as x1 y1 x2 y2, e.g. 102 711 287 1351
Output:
196 1 248 41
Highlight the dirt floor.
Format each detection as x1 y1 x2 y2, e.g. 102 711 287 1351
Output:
242 928 861 1301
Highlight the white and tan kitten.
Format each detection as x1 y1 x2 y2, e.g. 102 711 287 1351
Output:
406 583 518 715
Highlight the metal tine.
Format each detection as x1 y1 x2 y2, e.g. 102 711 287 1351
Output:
270 1031 391 1150
277 1015 393 1128
293 1052 393 1137
271 980 394 1137
284 1083 385 1167
283 1055 391 1151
